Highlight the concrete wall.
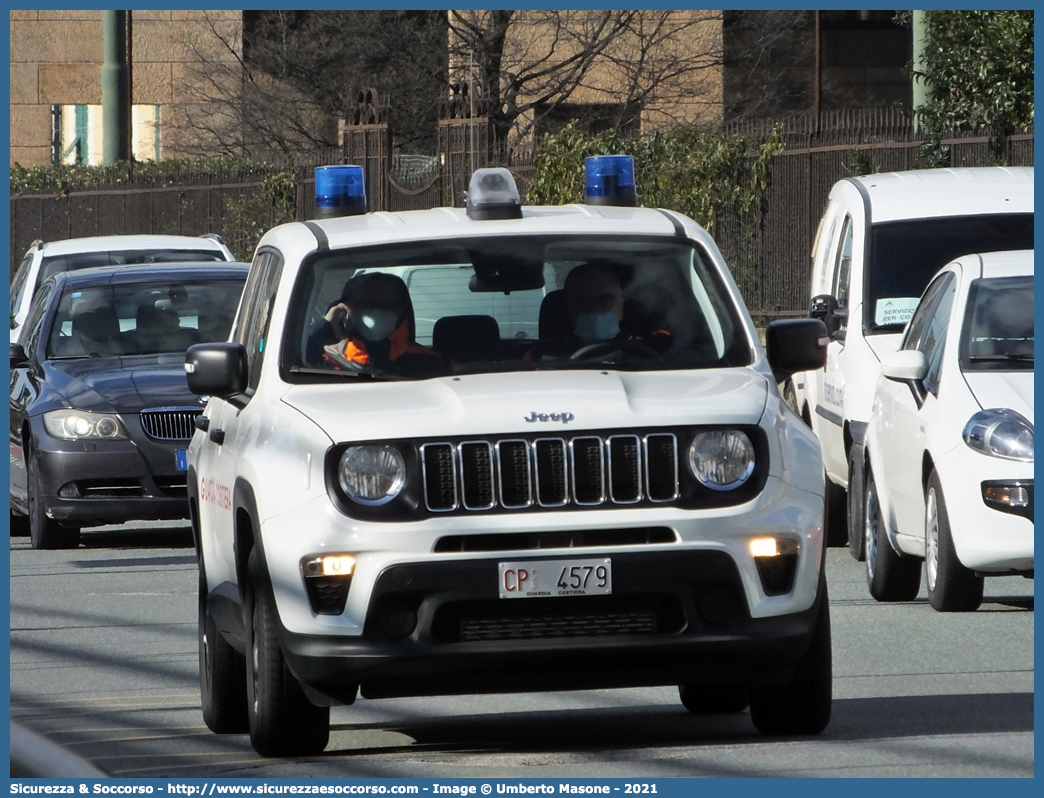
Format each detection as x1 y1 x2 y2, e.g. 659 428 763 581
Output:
10 10 242 165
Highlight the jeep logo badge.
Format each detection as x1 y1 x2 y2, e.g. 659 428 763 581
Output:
524 411 575 424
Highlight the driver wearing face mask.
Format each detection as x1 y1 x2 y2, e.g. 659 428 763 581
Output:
566 261 626 344
307 272 450 377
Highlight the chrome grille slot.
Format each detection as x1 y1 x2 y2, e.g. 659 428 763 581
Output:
459 441 495 510
140 408 200 440
645 433 680 502
421 443 457 511
608 434 642 504
570 437 605 505
496 439 532 508
416 430 683 514
534 438 568 506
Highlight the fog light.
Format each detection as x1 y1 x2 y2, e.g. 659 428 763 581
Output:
981 480 1034 521
751 537 800 596
302 554 356 577
301 554 356 615
984 485 1029 507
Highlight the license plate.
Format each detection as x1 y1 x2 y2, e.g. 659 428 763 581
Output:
175 449 188 471
498 558 612 599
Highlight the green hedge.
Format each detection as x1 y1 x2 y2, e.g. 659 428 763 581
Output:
528 122 784 230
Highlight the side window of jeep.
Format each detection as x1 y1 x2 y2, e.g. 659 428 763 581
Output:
235 250 284 392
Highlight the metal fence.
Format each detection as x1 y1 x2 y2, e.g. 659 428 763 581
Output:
10 116 1033 318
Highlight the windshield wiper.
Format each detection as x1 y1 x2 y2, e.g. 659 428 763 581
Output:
968 353 1033 362
288 365 409 381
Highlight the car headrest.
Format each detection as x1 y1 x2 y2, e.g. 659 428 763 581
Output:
432 315 501 361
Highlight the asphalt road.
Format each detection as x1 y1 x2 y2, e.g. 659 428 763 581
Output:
9 522 1034 778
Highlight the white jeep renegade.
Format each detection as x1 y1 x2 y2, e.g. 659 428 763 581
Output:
185 159 830 757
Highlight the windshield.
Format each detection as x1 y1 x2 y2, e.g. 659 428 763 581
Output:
38 249 226 291
960 275 1033 371
46 277 245 359
281 235 751 381
866 213 1033 333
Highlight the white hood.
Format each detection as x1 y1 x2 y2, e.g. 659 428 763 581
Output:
281 369 769 442
964 371 1034 421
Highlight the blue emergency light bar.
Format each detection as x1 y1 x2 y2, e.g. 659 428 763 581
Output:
584 155 637 207
314 165 367 218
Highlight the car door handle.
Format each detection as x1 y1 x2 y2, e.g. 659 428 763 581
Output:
194 415 210 433
209 428 225 445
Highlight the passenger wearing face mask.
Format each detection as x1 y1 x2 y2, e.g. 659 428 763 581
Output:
307 272 450 378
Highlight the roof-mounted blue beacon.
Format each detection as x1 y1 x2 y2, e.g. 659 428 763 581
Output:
314 165 367 219
585 155 637 207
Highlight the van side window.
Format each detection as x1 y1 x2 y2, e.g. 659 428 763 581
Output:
235 250 284 392
832 216 854 310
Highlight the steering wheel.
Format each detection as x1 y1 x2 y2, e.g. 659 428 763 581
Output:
569 339 663 362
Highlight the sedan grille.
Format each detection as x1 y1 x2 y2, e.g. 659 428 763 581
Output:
420 432 679 512
140 408 201 441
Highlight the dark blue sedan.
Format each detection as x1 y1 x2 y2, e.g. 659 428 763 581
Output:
9 262 248 548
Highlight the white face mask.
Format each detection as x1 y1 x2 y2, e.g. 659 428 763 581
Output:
355 309 399 342
574 311 620 344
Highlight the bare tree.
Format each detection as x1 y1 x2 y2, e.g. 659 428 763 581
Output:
447 10 725 147
721 11 816 122
174 11 815 159
174 11 447 158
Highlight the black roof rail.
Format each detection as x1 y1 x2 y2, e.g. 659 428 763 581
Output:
200 233 226 245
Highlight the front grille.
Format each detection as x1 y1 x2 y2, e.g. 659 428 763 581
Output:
434 527 677 553
140 408 201 440
420 432 678 512
432 595 684 643
460 611 657 641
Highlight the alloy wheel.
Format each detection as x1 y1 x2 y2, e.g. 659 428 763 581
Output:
925 487 940 593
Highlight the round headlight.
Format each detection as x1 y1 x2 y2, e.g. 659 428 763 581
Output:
963 409 1034 462
95 417 120 438
338 445 406 506
688 430 756 490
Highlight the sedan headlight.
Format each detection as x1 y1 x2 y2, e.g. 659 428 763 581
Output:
963 409 1033 462
43 409 128 441
338 445 406 506
688 430 756 490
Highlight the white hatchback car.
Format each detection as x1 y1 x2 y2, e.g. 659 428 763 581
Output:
863 250 1033 611
183 160 831 757
10 234 235 343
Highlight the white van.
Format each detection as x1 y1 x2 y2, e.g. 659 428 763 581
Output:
792 167 1033 560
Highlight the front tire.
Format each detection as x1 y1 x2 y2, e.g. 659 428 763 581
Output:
925 471 983 612
245 551 329 757
749 581 832 735
199 559 248 733
679 684 749 714
27 444 79 550
864 467 920 602
846 448 866 561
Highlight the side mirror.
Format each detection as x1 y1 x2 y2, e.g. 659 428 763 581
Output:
880 350 928 383
809 294 848 341
185 342 248 398
765 318 829 382
10 342 29 369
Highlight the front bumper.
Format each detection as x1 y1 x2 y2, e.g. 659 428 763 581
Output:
31 419 190 526
276 549 823 702
934 446 1034 573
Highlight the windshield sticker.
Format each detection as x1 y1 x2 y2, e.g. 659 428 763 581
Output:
875 298 920 327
